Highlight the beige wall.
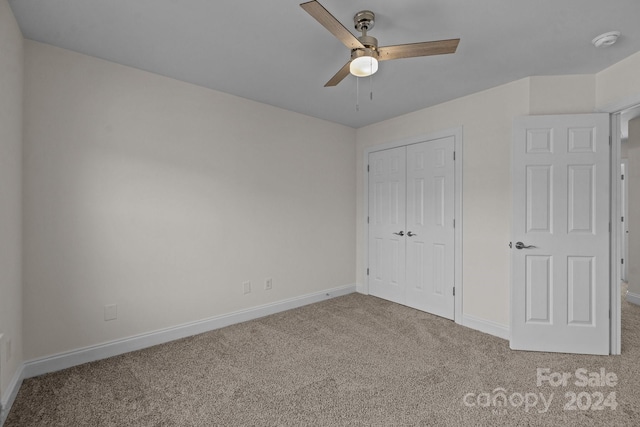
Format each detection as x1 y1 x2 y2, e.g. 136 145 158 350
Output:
0 0 23 404
529 75 595 114
23 41 356 360
596 51 640 109
627 117 640 296
0 0 23 403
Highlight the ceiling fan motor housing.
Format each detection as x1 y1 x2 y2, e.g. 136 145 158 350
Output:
351 46 379 61
358 35 378 49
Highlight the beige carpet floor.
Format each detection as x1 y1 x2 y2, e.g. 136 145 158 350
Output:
5 290 640 426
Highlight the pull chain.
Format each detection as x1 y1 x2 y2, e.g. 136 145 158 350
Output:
370 61 374 101
355 58 375 111
356 76 360 112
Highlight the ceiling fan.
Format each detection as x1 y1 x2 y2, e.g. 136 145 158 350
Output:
300 1 460 87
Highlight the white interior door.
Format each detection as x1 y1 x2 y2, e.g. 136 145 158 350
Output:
368 138 455 320
511 114 610 355
405 139 455 319
368 146 407 304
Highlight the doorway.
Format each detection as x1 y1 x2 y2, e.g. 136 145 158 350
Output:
615 105 640 354
599 99 640 355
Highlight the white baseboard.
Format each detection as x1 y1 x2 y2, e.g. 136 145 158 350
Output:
626 290 640 306
22 284 356 380
462 314 510 341
356 283 367 294
1 364 24 426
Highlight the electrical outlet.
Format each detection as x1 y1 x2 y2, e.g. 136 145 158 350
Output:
104 304 118 321
265 278 273 290
243 281 251 294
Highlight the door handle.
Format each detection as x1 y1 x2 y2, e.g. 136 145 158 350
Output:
407 231 417 237
393 231 405 236
515 241 536 250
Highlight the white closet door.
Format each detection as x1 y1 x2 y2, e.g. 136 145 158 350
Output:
368 147 407 305
405 138 456 319
368 138 456 319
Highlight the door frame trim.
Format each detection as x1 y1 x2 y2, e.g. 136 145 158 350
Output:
362 126 463 324
621 158 629 282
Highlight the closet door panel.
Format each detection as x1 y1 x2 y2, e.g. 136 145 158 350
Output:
368 147 407 304
405 138 455 319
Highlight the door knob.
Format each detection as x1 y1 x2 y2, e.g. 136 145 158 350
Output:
515 241 536 250
407 231 417 237
393 231 404 236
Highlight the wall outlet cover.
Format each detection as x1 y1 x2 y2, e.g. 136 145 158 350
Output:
104 304 118 321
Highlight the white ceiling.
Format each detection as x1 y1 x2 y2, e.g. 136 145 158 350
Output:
9 0 640 128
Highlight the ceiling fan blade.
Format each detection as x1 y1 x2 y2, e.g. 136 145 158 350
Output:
378 39 460 61
300 1 364 50
324 62 351 87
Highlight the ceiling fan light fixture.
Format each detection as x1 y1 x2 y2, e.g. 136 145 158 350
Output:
350 55 378 77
